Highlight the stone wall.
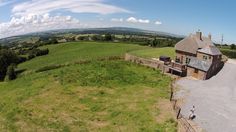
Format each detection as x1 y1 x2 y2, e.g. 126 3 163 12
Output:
187 67 207 80
125 53 168 72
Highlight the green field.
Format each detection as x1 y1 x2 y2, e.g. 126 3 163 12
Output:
18 42 148 71
129 47 175 59
0 42 177 131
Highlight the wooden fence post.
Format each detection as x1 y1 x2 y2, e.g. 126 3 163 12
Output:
177 108 181 119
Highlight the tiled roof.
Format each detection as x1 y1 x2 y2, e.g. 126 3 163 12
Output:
197 45 222 55
175 34 214 54
187 57 212 72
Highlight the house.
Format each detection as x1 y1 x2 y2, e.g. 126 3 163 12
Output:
174 31 223 80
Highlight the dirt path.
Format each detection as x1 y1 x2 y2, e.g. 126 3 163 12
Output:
176 59 236 132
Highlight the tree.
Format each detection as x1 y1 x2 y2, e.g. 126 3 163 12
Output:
91 35 103 41
0 49 19 80
104 33 112 41
5 64 16 81
151 38 158 47
230 44 236 50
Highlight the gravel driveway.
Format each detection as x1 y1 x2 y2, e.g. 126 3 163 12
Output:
176 59 236 132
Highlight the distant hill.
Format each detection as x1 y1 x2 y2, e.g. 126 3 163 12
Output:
0 27 183 46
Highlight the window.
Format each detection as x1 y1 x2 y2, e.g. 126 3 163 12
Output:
209 56 211 59
194 69 199 73
203 55 208 60
176 58 180 63
185 57 191 64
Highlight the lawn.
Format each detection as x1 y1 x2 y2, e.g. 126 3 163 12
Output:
0 42 177 131
129 47 175 59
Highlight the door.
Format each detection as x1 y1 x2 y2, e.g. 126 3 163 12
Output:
192 69 199 78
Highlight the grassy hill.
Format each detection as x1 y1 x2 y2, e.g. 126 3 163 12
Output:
0 42 177 131
18 42 148 71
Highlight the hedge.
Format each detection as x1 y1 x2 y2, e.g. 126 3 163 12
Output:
220 49 236 58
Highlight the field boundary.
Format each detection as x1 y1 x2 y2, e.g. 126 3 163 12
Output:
125 53 198 132
124 53 168 72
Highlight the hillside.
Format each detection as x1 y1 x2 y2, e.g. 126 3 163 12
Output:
0 27 183 47
18 42 147 71
0 42 177 131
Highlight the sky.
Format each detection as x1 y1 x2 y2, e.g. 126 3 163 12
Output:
0 0 235 44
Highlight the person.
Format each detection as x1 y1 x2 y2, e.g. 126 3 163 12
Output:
189 105 196 120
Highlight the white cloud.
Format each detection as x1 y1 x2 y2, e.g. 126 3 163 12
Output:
12 0 131 16
111 18 123 22
126 17 138 23
0 0 15 7
0 13 83 38
138 19 150 24
155 20 162 25
126 17 150 24
0 0 133 38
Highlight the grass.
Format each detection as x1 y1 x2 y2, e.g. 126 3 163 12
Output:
0 42 177 131
129 47 175 59
18 42 148 71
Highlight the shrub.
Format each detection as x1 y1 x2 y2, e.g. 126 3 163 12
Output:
18 56 27 63
28 54 35 60
36 65 62 72
5 64 16 81
0 49 19 80
220 49 236 58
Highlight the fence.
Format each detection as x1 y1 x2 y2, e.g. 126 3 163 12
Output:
125 53 198 132
170 81 196 132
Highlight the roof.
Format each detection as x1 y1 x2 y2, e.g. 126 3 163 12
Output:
197 45 222 55
187 57 212 72
175 33 214 54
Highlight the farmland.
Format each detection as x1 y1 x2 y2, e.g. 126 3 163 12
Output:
0 42 177 131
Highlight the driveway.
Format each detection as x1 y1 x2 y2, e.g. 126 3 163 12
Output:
176 59 236 132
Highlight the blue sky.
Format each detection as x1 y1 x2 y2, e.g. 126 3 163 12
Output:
0 0 235 43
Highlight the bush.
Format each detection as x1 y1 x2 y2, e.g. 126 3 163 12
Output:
5 64 16 81
18 56 27 63
28 54 35 60
36 65 62 72
27 48 49 60
230 44 236 50
220 49 236 58
104 33 113 41
0 49 19 80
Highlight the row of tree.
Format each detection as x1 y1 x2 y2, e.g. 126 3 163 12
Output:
0 47 49 81
28 48 49 60
75 34 181 47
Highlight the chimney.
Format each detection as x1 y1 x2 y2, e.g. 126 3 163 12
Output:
208 33 212 40
196 30 202 40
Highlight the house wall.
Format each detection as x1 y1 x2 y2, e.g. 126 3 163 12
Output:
205 61 224 79
176 50 196 65
187 67 207 80
197 52 213 62
197 52 222 64
196 52 224 79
